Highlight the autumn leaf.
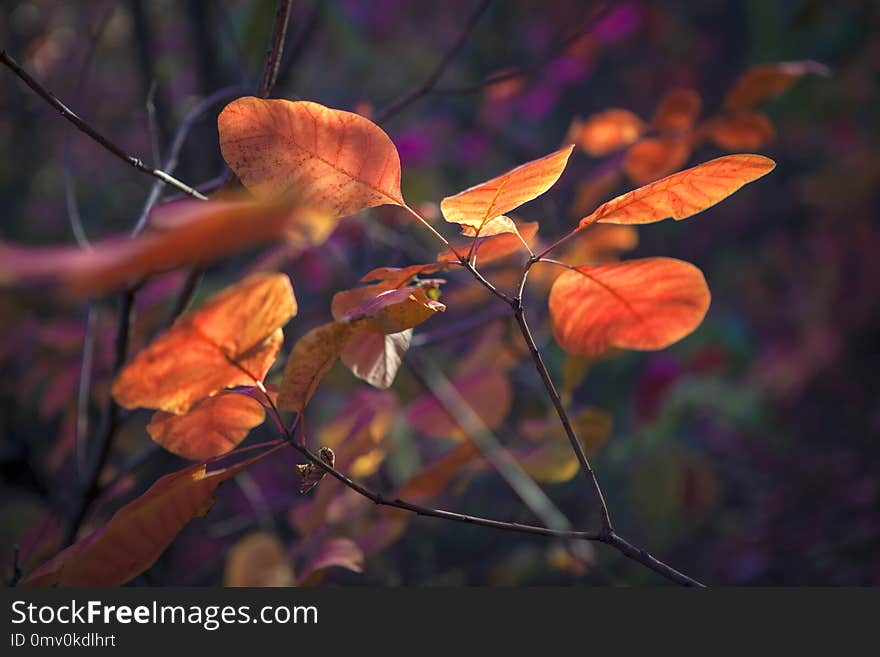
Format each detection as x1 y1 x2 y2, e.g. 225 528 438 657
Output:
586 154 775 226
224 532 296 587
340 286 445 334
0 198 327 298
112 273 295 414
548 258 711 356
440 146 574 233
702 112 776 151
218 97 404 218
437 221 539 264
623 136 691 186
652 89 702 133
147 391 267 461
297 538 365 584
341 329 413 389
317 390 397 478
404 366 512 440
22 447 279 586
723 61 831 111
278 322 356 412
517 408 612 483
396 442 479 501
576 109 645 156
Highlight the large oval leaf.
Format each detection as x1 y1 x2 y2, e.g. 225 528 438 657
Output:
548 257 711 356
440 145 573 233
218 97 404 218
585 154 775 226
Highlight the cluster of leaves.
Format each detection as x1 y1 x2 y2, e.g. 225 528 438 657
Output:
1 90 780 586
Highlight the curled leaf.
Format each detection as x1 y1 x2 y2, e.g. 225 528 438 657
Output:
587 154 776 226
548 257 711 356
295 446 336 494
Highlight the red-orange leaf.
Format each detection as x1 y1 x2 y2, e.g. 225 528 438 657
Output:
396 442 479 501
147 391 267 461
623 136 691 185
0 198 327 298
703 112 776 151
652 89 702 133
22 447 278 586
218 97 404 218
112 274 293 414
723 61 831 111
278 322 356 412
548 258 711 356
587 154 775 226
440 146 574 232
576 109 645 156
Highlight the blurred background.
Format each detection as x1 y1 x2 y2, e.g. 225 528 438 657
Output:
1 0 878 586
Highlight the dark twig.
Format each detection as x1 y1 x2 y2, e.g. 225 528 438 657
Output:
62 288 135 547
0 50 207 200
374 0 492 124
259 0 293 98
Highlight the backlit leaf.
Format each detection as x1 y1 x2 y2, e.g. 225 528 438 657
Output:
22 448 278 586
548 258 711 355
341 328 412 389
112 274 294 414
218 97 404 218
703 112 776 151
576 109 645 156
278 322 356 412
147 391 267 461
723 61 831 111
623 136 691 185
440 146 574 232
437 221 539 264
587 154 775 226
652 89 702 133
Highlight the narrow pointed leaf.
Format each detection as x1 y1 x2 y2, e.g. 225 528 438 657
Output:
587 154 775 226
440 146 574 232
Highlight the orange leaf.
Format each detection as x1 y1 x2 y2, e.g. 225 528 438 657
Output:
278 322 356 412
332 263 442 320
548 258 711 356
623 136 692 185
440 146 574 232
652 88 702 133
0 198 328 298
218 97 404 218
112 274 294 414
404 366 512 440
587 154 775 226
576 109 645 156
437 221 539 264
22 448 278 586
396 442 479 501
340 286 445 334
224 532 296 587
147 391 267 461
703 112 776 151
723 61 831 111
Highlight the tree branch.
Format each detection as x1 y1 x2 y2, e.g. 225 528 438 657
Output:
0 50 207 200
374 0 492 124
258 0 293 98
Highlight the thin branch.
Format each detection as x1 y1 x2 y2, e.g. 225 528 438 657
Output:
374 0 492 124
432 4 608 96
258 0 293 98
74 305 98 482
0 50 207 200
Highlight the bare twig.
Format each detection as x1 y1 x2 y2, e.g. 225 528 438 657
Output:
74 306 98 482
0 50 207 200
374 0 492 124
259 0 293 98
